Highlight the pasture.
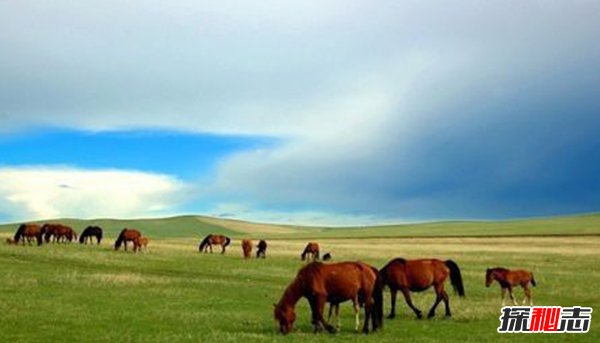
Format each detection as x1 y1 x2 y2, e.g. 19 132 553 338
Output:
1 214 599 342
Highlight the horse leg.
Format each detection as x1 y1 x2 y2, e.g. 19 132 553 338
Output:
312 295 335 333
508 286 517 305
362 296 373 334
440 288 451 317
221 244 226 254
523 285 533 305
353 299 360 332
400 287 422 319
427 285 444 318
387 288 397 319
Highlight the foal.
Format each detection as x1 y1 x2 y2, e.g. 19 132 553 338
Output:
485 267 536 306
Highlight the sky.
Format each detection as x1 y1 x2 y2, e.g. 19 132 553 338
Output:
1 1 600 225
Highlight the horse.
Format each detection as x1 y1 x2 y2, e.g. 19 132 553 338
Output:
300 242 320 261
198 234 231 254
274 261 383 335
241 239 252 259
379 258 465 319
114 229 142 251
256 240 267 258
132 236 149 252
13 223 45 246
323 253 332 261
79 226 103 245
486 267 536 306
42 223 73 243
55 226 77 243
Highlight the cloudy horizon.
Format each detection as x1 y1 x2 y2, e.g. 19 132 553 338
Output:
1 1 599 225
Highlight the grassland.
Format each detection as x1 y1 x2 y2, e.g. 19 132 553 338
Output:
0 214 599 342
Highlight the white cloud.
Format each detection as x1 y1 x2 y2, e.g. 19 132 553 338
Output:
0 166 192 222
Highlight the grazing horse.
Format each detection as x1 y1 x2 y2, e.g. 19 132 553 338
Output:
55 226 77 243
380 258 465 319
241 239 252 259
300 242 320 261
79 226 103 245
13 224 45 246
133 236 149 252
198 234 231 254
486 267 536 306
114 229 142 251
256 240 267 258
274 261 383 335
42 224 73 243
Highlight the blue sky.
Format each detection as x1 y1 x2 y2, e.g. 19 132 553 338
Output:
1 1 599 224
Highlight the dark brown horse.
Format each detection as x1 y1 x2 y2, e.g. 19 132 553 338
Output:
256 240 267 258
114 229 142 251
274 261 383 335
300 242 320 261
13 224 45 246
198 234 231 254
380 258 465 319
42 223 74 243
79 226 103 245
241 239 252 259
486 267 536 306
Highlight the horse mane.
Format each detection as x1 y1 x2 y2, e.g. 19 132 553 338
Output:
14 224 26 242
198 235 212 251
114 229 127 249
489 267 509 273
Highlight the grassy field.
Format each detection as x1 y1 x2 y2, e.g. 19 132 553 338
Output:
0 214 599 342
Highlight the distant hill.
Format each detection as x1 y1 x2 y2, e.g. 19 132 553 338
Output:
1 213 599 239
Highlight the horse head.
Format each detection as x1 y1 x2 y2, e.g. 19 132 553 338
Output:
273 303 296 335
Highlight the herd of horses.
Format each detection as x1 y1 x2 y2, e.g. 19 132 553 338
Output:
5 224 537 335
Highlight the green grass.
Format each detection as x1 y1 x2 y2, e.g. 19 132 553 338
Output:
0 213 599 342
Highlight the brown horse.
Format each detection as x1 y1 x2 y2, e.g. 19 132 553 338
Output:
241 239 252 259
300 242 320 261
256 240 267 258
274 261 383 335
14 224 45 246
42 223 74 243
380 258 465 319
198 234 231 254
55 226 77 243
114 229 142 251
133 236 149 252
486 267 536 306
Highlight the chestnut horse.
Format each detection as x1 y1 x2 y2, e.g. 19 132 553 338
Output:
198 234 231 254
42 224 74 243
56 226 77 243
133 236 149 252
380 258 465 319
274 261 383 335
13 224 45 246
300 242 320 261
114 229 142 251
256 240 267 258
79 226 103 245
486 267 536 306
241 239 252 259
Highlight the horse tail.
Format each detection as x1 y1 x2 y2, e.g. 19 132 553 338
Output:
531 273 537 287
14 224 25 242
445 260 465 297
79 230 85 244
372 267 385 330
224 236 231 248
115 229 127 250
98 229 103 244
198 235 211 252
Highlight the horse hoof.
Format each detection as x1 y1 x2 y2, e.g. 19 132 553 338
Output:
427 313 435 319
325 325 337 334
387 314 396 319
416 313 423 319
